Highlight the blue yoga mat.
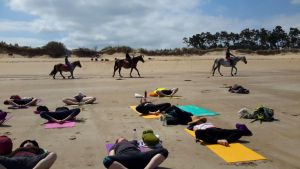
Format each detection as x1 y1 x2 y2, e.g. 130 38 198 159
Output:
178 105 219 116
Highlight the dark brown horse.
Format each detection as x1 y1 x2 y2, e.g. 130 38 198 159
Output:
49 60 82 79
112 55 145 78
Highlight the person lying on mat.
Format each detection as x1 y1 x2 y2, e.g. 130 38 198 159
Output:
62 92 96 105
103 137 168 169
149 88 178 97
187 117 253 146
3 95 38 107
136 98 171 115
0 138 57 169
36 106 80 124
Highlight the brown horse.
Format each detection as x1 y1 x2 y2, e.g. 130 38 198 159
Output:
112 55 145 78
49 60 82 79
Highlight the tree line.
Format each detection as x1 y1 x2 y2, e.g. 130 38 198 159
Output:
183 26 300 50
1 25 300 57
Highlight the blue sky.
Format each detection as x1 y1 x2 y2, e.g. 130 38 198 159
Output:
0 0 300 49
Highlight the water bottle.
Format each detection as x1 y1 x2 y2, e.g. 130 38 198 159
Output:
133 129 137 140
162 114 167 126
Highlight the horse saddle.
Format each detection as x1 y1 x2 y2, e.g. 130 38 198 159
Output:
63 64 70 69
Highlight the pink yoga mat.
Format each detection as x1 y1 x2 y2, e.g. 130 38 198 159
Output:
44 121 75 129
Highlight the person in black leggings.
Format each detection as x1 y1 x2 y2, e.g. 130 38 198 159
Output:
37 106 80 124
135 98 171 115
103 137 168 169
188 118 253 146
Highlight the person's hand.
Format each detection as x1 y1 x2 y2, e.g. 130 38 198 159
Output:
217 139 229 146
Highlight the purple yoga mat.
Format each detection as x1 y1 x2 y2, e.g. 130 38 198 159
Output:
44 121 75 129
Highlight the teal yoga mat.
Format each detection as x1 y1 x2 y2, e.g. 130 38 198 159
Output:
178 105 219 116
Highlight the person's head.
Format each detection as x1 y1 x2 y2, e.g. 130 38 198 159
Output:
115 137 128 144
10 95 21 100
20 140 39 148
0 135 13 155
3 100 10 105
36 106 49 113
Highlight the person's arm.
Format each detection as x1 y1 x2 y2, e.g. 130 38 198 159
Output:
108 149 115 156
59 114 75 123
230 52 236 57
6 100 20 107
43 113 62 123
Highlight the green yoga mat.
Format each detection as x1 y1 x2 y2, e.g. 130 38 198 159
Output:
178 105 219 116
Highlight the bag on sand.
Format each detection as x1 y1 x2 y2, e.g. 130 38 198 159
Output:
142 129 160 147
238 106 275 123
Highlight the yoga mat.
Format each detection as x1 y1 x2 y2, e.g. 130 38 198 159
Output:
184 128 266 163
44 121 75 129
178 105 219 116
130 106 161 119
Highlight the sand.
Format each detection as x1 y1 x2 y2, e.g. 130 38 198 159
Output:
0 52 300 169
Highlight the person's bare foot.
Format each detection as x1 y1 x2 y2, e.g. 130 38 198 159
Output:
217 139 229 146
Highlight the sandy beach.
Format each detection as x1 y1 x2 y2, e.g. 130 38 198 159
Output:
0 52 300 169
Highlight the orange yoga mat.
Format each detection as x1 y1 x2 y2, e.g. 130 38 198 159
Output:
185 128 266 163
130 106 161 119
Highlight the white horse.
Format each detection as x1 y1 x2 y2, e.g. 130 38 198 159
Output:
212 56 247 76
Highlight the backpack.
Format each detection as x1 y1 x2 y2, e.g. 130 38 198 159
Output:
251 106 275 123
142 129 160 147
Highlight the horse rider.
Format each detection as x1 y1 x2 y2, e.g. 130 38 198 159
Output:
65 54 73 70
226 47 235 66
125 52 133 66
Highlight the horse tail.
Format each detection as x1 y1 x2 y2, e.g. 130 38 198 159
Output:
49 65 57 75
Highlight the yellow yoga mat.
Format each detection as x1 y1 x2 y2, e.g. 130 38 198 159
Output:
184 128 266 163
130 106 161 119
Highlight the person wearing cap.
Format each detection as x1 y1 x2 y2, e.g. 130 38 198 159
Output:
0 138 57 169
62 93 96 105
3 95 38 107
103 137 168 169
187 117 253 146
36 106 81 124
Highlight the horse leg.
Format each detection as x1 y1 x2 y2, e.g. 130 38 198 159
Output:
130 68 133 77
53 72 56 79
112 67 117 77
212 65 217 76
231 67 234 76
134 67 141 77
234 66 238 75
217 64 223 76
60 71 65 79
69 71 74 79
118 67 123 78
